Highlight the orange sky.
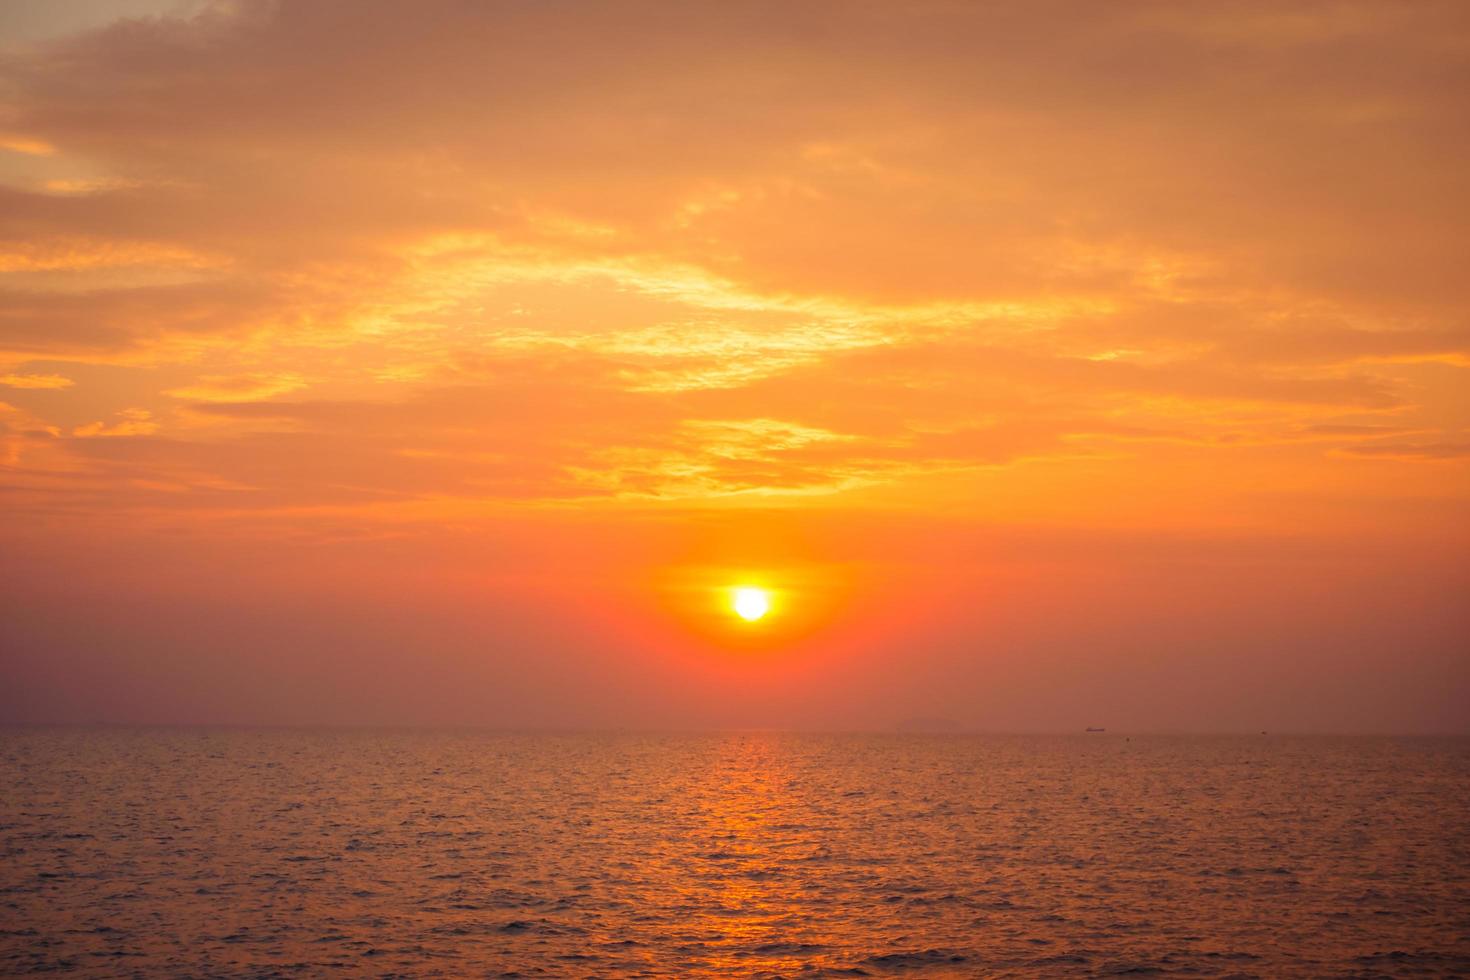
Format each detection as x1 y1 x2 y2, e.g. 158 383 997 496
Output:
1 1 1467 732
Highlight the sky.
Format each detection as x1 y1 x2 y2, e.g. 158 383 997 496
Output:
1 0 1467 732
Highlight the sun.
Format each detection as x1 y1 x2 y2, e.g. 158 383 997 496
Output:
731 586 771 622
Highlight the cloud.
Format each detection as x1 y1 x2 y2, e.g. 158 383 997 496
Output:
0 372 72 389
0 134 55 155
1334 442 1470 461
0 0 1464 528
73 406 158 437
165 372 304 401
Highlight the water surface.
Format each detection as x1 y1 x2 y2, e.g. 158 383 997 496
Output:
3 731 1468 976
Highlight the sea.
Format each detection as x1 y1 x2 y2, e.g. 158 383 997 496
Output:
2 730 1468 977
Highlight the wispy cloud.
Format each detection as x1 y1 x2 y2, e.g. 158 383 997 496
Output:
0 0 1464 521
0 372 72 389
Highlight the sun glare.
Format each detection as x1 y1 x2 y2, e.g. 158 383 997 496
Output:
731 586 771 622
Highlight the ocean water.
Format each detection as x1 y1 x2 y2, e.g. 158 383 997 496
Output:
2 731 1468 978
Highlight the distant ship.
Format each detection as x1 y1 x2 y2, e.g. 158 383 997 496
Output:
1085 727 1106 733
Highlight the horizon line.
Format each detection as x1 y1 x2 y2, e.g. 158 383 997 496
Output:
2 721 1466 738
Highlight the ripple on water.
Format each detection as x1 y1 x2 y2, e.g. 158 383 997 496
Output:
1 731 1468 977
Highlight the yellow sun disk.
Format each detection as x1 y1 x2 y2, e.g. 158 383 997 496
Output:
731 587 771 622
